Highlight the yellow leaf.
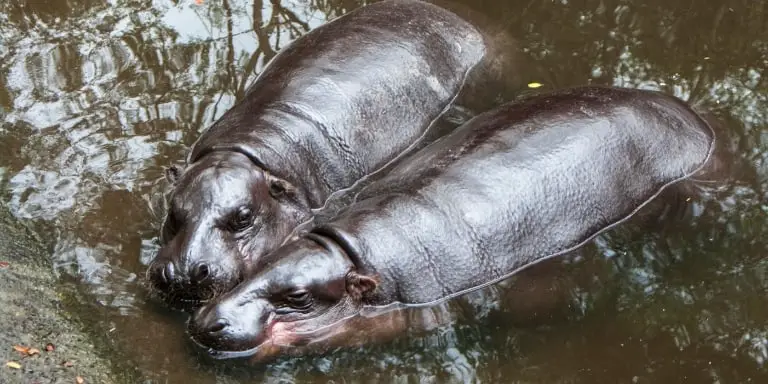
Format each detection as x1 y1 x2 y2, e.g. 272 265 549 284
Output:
527 82 543 89
6 361 21 369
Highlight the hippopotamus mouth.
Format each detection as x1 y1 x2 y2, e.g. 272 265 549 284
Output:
187 313 324 360
187 334 263 360
145 266 245 312
147 284 214 312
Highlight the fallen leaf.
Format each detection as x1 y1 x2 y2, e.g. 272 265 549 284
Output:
61 361 74 368
76 376 85 384
0 261 9 269
6 361 21 369
195 0 204 4
45 343 55 352
13 345 30 354
527 82 543 89
13 345 41 357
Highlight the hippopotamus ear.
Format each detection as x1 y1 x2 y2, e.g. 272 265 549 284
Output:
345 271 378 300
165 165 184 185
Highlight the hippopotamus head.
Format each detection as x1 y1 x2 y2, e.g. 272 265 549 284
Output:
186 233 379 358
146 152 312 310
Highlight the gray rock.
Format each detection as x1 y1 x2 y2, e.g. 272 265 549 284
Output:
0 204 138 384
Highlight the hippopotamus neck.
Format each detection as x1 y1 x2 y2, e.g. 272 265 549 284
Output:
187 104 363 208
308 223 400 306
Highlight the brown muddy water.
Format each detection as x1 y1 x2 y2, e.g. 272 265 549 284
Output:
0 0 766 382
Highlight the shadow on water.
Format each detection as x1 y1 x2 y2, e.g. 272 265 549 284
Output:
0 0 766 382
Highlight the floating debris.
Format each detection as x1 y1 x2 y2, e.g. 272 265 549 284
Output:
5 361 21 370
527 82 543 89
76 376 85 384
45 343 55 352
0 261 9 269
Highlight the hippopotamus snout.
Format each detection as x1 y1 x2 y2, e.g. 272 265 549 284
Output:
148 257 223 292
147 256 238 310
188 297 267 353
148 217 247 310
149 257 213 286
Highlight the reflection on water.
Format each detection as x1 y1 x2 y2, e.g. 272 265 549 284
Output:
0 0 766 382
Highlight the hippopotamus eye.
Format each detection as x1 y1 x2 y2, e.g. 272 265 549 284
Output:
284 290 313 310
228 206 253 232
268 180 286 199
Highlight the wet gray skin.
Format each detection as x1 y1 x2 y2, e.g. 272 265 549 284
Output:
187 85 723 360
144 0 523 310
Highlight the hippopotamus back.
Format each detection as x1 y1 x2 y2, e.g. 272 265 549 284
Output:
317 86 715 305
187 0 486 206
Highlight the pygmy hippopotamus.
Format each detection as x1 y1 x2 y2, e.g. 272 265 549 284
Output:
187 85 721 360
146 0 522 309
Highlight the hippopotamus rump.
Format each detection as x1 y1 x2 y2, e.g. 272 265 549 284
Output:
187 85 721 360
146 0 523 309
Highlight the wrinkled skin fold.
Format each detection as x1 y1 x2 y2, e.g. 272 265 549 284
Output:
187 85 723 361
145 0 522 310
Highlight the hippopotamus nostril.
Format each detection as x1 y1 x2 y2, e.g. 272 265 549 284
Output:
148 261 176 288
190 263 211 284
190 305 231 339
162 262 176 284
